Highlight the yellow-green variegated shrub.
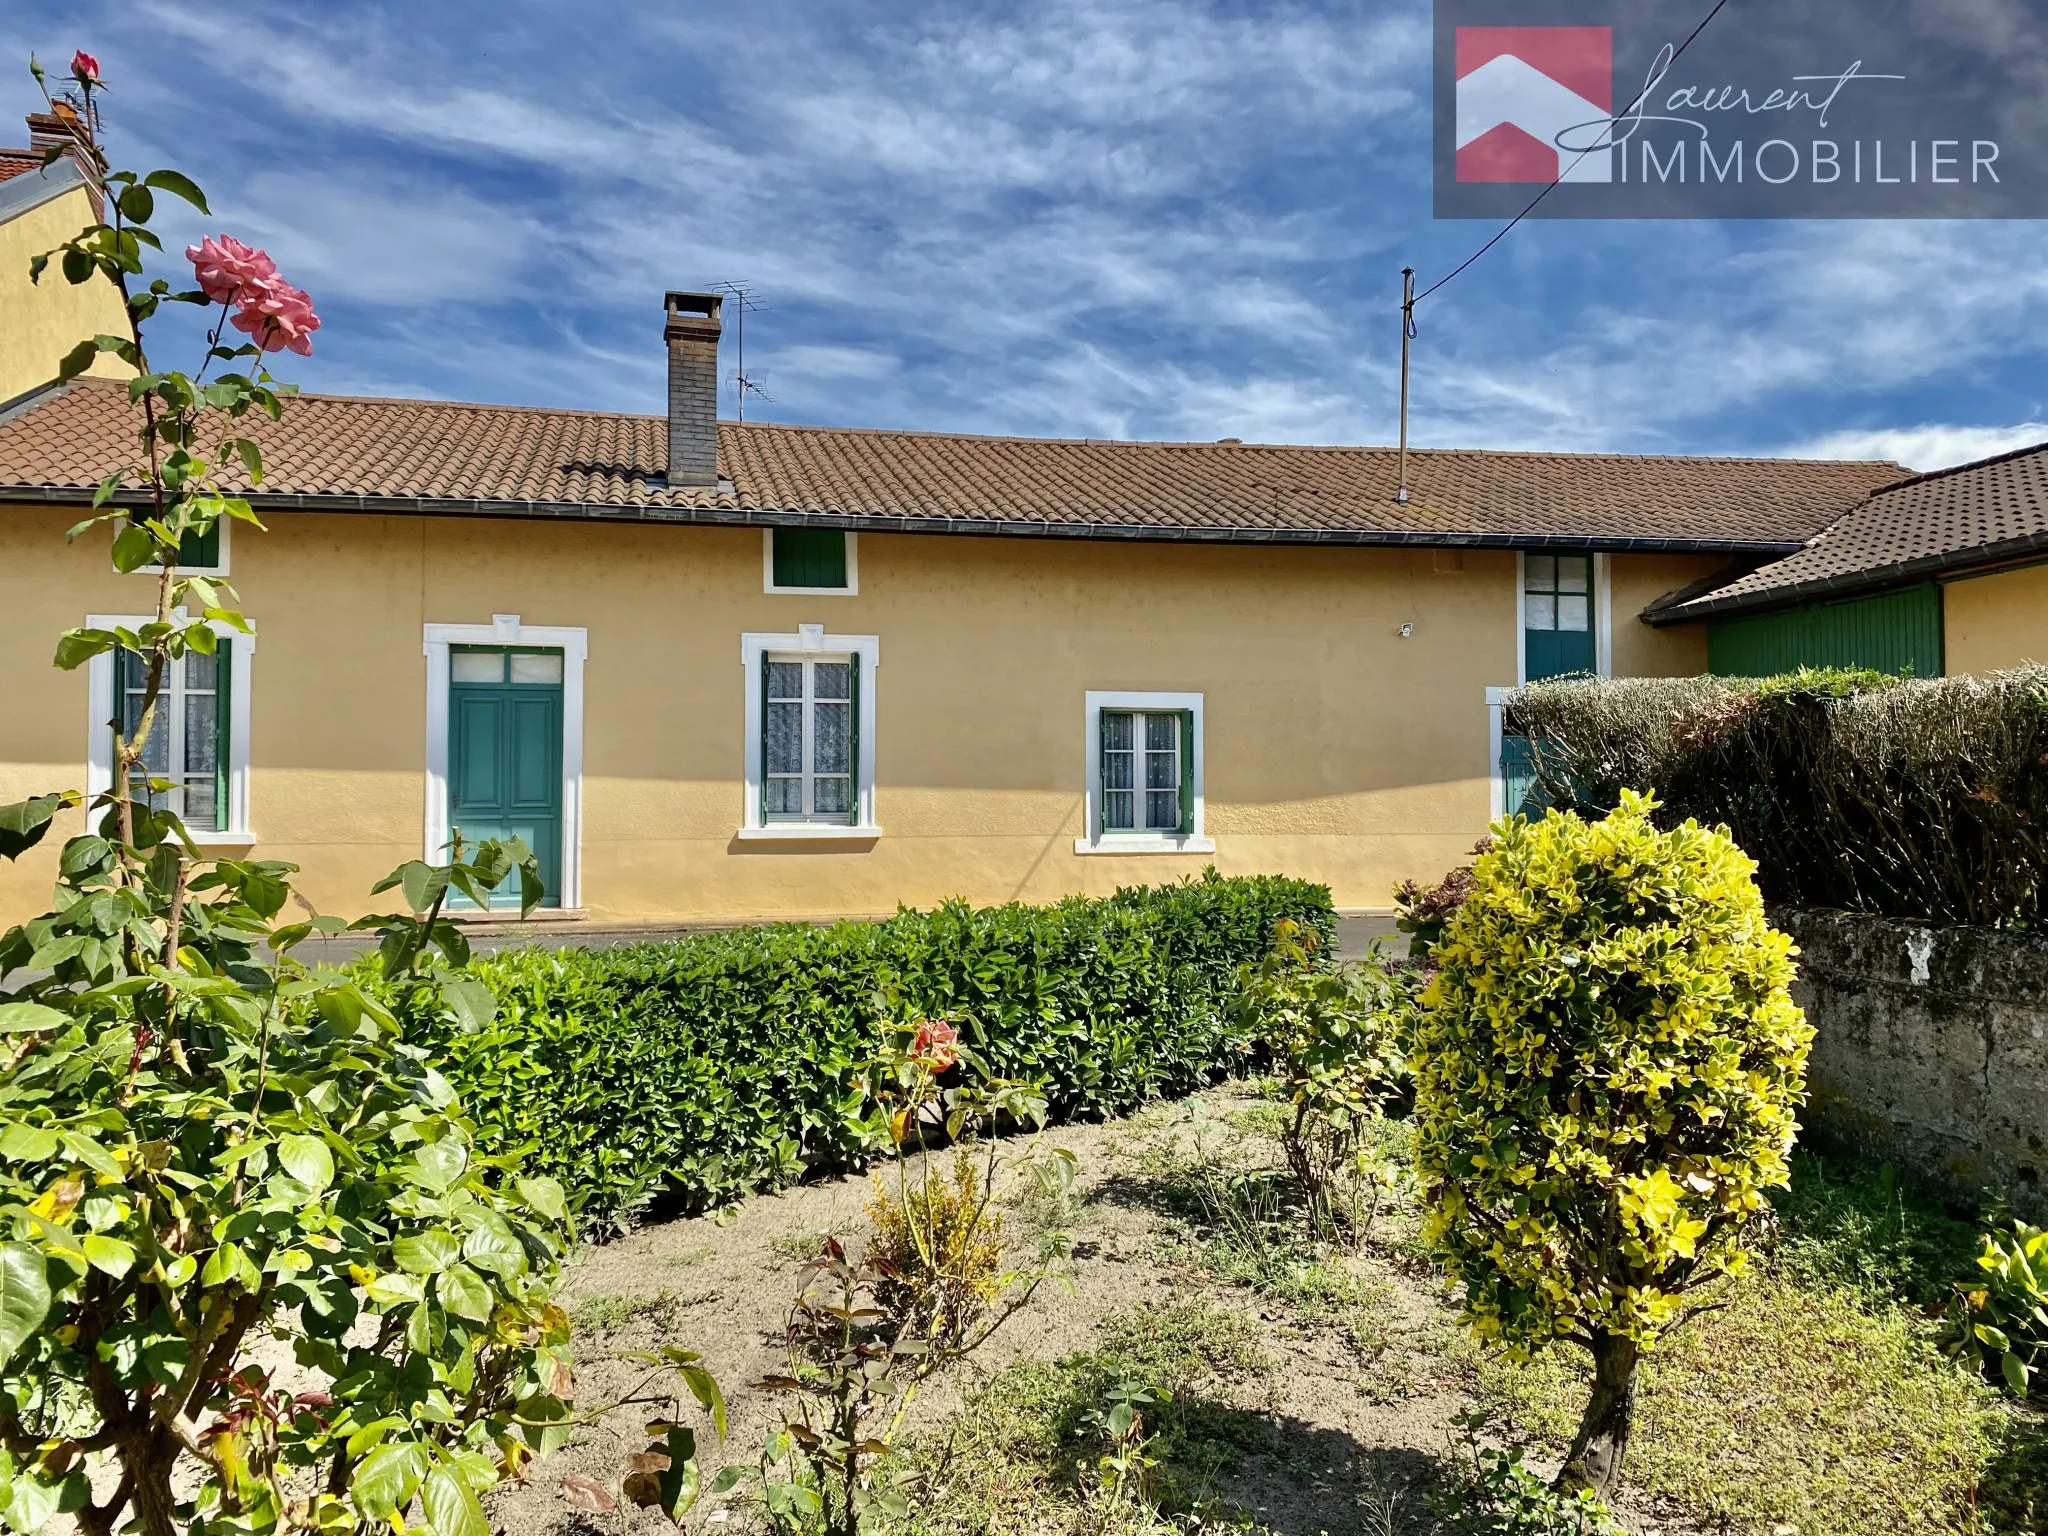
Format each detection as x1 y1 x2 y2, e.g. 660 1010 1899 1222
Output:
1412 791 1812 1361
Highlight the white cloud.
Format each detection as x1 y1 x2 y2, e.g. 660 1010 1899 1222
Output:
1781 422 2048 473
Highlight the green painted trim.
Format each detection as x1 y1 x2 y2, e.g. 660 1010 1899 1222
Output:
1708 582 1944 678
213 643 231 832
1176 710 1194 834
772 527 848 588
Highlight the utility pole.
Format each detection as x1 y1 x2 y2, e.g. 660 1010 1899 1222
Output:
1397 267 1416 506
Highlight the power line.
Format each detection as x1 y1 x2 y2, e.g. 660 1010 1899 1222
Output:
1412 0 1729 306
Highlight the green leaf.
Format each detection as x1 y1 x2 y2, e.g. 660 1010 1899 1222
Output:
412 1138 468 1194
277 1134 334 1194
54 338 98 382
351 1442 430 1523
516 1176 568 1225
80 1234 136 1278
52 630 114 670
142 170 211 214
2003 1349 2030 1397
0 795 73 861
0 1244 52 1366
0 1002 69 1035
110 523 158 573
391 1229 461 1275
421 1465 488 1536
441 975 496 1033
116 184 155 224
437 1264 492 1323
675 1362 728 1442
657 1425 701 1519
0 1125 60 1161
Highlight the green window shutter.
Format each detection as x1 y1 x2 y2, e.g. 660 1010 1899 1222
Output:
759 656 772 825
213 641 232 831
848 653 862 826
1177 710 1195 834
178 521 221 569
772 528 847 589
1098 711 1112 835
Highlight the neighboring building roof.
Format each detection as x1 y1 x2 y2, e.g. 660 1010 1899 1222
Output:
0 379 1905 552
1650 440 2048 622
0 148 38 184
0 151 89 226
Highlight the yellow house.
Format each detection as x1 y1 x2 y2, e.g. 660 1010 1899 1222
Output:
0 113 130 406
0 290 1912 930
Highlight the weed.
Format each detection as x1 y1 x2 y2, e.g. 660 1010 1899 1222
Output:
1429 1408 1619 1535
901 1301 1272 1534
571 1289 672 1333
866 1151 1008 1349
768 1230 833 1265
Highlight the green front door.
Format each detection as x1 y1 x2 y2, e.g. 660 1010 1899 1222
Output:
1524 552 1596 680
448 647 563 907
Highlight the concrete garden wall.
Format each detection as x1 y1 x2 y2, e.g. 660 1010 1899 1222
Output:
1778 907 2047 1220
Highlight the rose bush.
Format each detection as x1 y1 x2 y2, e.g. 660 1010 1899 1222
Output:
0 51 610 1536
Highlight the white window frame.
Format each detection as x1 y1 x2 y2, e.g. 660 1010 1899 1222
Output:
739 625 881 839
1077 690 1213 855
763 528 859 596
85 610 256 844
1514 550 1612 684
423 614 587 910
130 516 232 577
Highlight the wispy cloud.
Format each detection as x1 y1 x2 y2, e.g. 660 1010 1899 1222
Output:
1783 422 2048 473
3 0 2045 462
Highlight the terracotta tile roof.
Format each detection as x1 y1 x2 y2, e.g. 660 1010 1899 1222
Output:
0 149 38 185
0 379 1905 551
1653 440 2048 620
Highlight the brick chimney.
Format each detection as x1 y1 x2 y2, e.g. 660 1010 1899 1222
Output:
664 291 723 487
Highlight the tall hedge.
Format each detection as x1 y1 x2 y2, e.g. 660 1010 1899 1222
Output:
392 872 1332 1233
1505 666 2048 928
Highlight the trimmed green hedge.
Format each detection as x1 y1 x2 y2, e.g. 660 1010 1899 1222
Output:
394 872 1332 1234
1506 666 2048 928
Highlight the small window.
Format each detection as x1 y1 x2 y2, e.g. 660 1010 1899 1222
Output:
763 653 859 824
1523 551 1598 682
1078 692 1209 853
1100 710 1190 833
449 647 564 685
764 528 857 594
115 646 232 831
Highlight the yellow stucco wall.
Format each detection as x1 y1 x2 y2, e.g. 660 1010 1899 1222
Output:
1610 554 1716 676
1943 562 2048 674
0 178 132 403
0 506 1720 926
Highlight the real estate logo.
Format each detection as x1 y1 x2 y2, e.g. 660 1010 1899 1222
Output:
1455 27 1612 184
1433 1 2045 219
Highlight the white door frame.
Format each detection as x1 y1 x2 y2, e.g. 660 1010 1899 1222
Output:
422 614 588 909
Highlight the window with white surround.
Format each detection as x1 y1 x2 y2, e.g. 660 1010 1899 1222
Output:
1077 691 1212 854
126 517 230 576
765 654 856 821
85 612 254 840
763 528 858 595
741 627 880 837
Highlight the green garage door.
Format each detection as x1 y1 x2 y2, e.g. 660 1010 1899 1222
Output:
448 647 563 906
1709 583 1943 678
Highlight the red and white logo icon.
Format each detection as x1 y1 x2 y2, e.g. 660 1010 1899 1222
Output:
1455 27 1613 183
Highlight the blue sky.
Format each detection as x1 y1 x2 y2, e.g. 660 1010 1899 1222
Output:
7 0 2048 469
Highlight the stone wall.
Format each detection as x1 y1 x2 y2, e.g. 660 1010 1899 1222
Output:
1777 907 2047 1220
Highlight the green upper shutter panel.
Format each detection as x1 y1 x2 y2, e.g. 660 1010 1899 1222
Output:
1708 583 1944 678
177 522 221 569
772 528 848 589
1524 552 1597 681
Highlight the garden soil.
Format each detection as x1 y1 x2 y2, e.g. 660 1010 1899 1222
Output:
485 1086 1706 1536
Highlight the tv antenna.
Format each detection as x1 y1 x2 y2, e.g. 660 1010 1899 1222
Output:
713 280 773 421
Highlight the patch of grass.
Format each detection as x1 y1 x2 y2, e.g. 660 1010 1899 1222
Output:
902 1299 1274 1534
569 1289 671 1333
1466 1270 2007 1536
767 1229 833 1264
660 1242 717 1269
1768 1148 1985 1306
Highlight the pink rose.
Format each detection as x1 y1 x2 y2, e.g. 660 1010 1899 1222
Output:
186 235 277 305
228 275 320 356
910 1020 959 1073
70 51 100 84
